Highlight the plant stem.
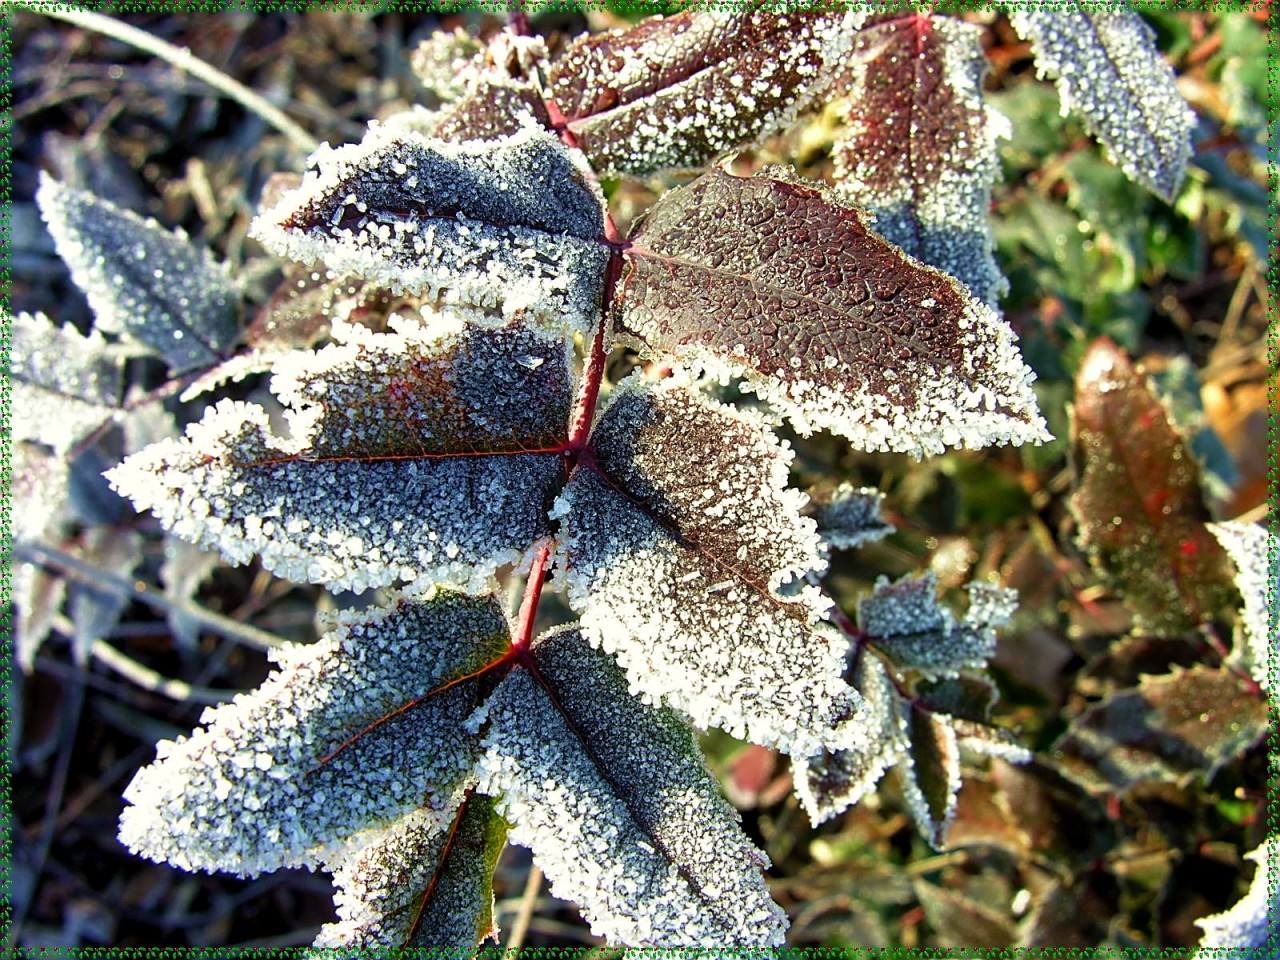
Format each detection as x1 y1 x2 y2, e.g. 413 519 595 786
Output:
32 6 317 153
16 540 286 652
507 862 544 951
512 541 554 653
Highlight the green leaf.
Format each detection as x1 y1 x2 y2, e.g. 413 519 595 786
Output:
899 706 962 849
1069 338 1235 635
1053 663 1268 796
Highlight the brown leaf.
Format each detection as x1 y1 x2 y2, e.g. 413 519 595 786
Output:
1069 338 1235 635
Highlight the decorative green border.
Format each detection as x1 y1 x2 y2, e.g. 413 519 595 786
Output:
3 2 1275 959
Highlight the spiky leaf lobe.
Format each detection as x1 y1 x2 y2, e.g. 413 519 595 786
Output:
108 315 572 595
615 168 1048 456
475 628 786 948
36 175 238 372
559 375 861 756
119 592 510 876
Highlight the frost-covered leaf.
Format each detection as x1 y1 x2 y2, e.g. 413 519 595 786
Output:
1195 838 1280 952
36 174 239 372
1209 521 1278 693
547 7 866 177
119 591 509 876
68 528 144 666
109 315 572 595
160 538 222 654
559 375 862 756
794 647 907 826
12 441 71 545
1008 2 1196 201
315 792 506 953
859 574 1015 677
615 168 1049 456
1053 663 1268 796
898 706 962 849
814 482 893 551
252 125 609 335
833 13 1008 305
11 312 123 456
1070 338 1234 636
475 627 786 948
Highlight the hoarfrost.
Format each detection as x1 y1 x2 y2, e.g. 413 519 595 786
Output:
476 628 786 948
118 592 508 876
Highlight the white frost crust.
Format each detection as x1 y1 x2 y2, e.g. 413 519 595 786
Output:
475 629 787 949
11 311 123 455
565 8 867 177
107 315 569 595
250 123 609 337
1009 5 1196 201
36 173 238 373
793 652 909 826
817 482 894 551
118 593 506 877
858 574 1015 677
1195 838 1279 951
561 376 863 756
1209 521 1277 694
677 290 1050 458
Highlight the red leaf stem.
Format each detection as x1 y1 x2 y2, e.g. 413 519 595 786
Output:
512 540 554 653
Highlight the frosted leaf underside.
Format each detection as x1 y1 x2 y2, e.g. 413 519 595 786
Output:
119 592 509 876
794 648 907 825
1009 3 1195 201
816 482 894 550
315 793 507 953
108 318 571 594
859 575 1015 677
1208 522 1277 693
560 377 862 755
476 628 786 948
12 312 123 455
548 8 865 176
36 174 238 373
616 169 1048 456
833 13 1007 305
252 125 609 334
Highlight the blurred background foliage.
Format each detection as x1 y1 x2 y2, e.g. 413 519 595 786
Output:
8 3 1272 953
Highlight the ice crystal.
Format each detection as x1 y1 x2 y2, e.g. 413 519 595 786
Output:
1209 521 1277 694
36 174 238 373
615 168 1049 456
560 375 862 756
1009 3 1195 201
108 316 571 595
11 311 123 455
314 793 506 952
119 592 509 876
475 628 786 948
252 125 609 335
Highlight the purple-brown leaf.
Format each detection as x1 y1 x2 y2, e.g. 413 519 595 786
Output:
1069 338 1234 635
833 12 1007 305
548 8 865 176
615 168 1048 456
